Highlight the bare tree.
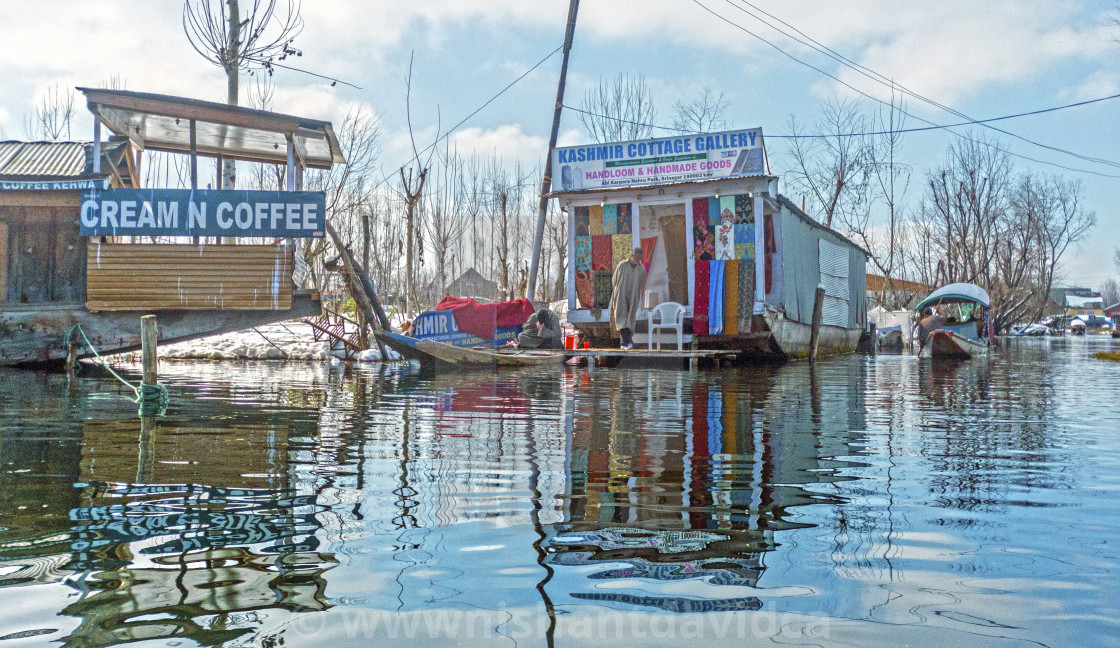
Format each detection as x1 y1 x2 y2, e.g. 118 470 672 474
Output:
183 0 303 188
578 73 658 143
671 87 728 135
22 84 75 140
422 144 469 308
839 91 911 308
904 134 1094 331
1100 278 1120 308
784 97 872 229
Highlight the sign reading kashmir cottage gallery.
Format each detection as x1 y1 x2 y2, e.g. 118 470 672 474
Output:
79 189 326 238
551 128 767 192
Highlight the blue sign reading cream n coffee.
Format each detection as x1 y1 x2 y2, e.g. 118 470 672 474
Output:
80 189 326 237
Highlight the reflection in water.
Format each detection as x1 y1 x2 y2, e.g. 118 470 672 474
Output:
0 338 1119 646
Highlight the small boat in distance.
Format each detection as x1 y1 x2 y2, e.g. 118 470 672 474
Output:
914 283 994 359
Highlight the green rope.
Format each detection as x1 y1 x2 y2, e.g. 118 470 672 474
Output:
66 323 169 410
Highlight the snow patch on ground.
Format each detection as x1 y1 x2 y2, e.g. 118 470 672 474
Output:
151 321 401 362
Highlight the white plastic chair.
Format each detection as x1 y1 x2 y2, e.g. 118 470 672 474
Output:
647 302 685 350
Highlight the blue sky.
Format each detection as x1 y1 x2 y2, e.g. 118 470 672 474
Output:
2 0 1117 287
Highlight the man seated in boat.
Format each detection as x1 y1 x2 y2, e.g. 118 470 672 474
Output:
509 309 562 349
917 307 948 353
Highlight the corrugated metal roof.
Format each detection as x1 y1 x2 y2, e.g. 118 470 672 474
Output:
0 141 89 178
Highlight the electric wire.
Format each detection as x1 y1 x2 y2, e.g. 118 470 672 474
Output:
684 0 1120 179
368 44 563 193
562 92 1120 140
721 0 1120 169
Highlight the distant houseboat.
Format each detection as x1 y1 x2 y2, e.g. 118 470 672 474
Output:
1 88 344 366
551 128 868 358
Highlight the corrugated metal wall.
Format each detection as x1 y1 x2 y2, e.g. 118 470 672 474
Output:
776 203 867 329
86 243 293 311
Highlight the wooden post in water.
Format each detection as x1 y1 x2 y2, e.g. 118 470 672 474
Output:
65 336 78 376
809 284 826 363
141 315 158 387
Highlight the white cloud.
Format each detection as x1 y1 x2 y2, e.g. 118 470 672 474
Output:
1058 71 1120 103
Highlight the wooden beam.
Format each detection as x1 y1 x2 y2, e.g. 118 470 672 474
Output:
81 89 303 135
97 106 146 150
91 104 101 174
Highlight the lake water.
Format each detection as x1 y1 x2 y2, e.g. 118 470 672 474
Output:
2 337 1119 647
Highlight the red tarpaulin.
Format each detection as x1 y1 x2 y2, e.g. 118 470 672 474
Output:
434 296 536 340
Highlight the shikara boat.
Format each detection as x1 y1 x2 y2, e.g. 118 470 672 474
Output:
375 331 563 369
915 283 993 359
416 339 563 368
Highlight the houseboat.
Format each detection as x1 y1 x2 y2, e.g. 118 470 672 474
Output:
552 128 868 358
1 88 344 366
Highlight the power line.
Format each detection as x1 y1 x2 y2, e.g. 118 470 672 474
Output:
565 91 1120 140
722 0 1120 170
685 0 1120 179
367 44 563 193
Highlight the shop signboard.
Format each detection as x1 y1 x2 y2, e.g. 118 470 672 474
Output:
552 128 766 192
80 188 326 237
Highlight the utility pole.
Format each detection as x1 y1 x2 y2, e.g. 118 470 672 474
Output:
527 0 579 301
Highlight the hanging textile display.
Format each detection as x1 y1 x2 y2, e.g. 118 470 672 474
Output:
574 205 591 236
734 194 753 224
660 215 689 305
693 260 710 335
691 197 708 227
617 203 633 234
708 197 721 225
589 204 605 235
716 223 734 260
593 269 613 308
709 259 725 335
693 222 715 260
640 236 657 274
602 203 618 235
591 235 613 271
738 258 754 333
574 235 592 271
575 270 594 308
724 259 739 336
733 223 754 260
719 195 736 225
612 233 633 269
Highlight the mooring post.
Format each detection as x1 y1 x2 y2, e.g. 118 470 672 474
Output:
141 315 158 387
810 284 825 363
65 336 78 376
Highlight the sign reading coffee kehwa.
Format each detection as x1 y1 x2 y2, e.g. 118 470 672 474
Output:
80 189 326 238
551 128 766 193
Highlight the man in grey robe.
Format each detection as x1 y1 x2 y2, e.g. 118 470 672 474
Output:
611 248 646 349
515 309 562 349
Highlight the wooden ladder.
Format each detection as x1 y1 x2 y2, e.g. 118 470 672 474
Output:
304 308 365 359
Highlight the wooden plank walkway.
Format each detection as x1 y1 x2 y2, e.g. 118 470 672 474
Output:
563 348 739 360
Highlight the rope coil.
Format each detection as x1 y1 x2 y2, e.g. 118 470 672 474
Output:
65 323 169 412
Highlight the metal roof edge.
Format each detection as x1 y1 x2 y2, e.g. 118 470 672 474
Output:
774 193 871 257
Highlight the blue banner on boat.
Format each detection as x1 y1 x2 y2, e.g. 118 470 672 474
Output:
79 188 326 237
411 310 520 347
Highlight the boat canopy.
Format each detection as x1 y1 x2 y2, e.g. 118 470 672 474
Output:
915 283 990 311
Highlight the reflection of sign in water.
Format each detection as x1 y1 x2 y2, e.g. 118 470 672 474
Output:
571 592 762 613
67 483 322 569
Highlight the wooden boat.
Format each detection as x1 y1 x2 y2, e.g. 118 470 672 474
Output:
925 328 991 359
376 331 563 369
416 339 563 368
915 283 993 359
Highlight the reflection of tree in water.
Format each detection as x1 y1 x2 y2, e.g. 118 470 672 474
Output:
917 356 1072 519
